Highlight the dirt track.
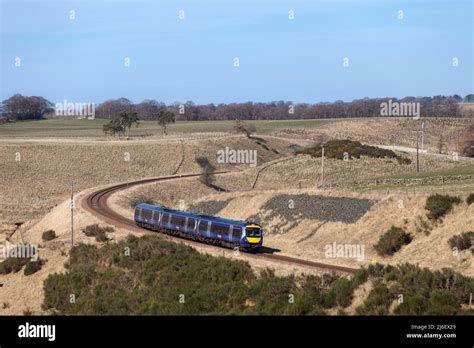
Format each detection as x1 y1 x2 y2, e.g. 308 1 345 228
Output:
82 172 359 275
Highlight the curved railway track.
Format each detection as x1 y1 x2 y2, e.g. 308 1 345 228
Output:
82 172 359 275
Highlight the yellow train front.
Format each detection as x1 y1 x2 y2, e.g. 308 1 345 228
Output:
240 223 263 250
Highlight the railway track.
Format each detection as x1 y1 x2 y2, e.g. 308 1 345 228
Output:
82 172 359 275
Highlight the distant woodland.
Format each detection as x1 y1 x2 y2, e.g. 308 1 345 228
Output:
1 94 474 121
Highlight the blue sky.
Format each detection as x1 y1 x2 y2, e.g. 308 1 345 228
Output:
0 0 472 104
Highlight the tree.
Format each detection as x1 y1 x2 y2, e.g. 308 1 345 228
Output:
1 94 53 120
135 99 165 120
118 110 139 138
464 94 474 103
102 117 124 138
156 110 175 135
95 98 133 119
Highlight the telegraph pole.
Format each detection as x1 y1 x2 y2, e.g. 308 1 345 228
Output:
412 130 421 173
421 122 425 153
416 131 420 173
320 146 325 188
70 180 74 246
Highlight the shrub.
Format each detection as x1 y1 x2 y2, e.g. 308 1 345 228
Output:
0 257 30 274
374 226 412 256
42 235 474 316
42 230 56 241
425 194 461 220
82 224 114 240
298 139 410 164
448 232 474 251
467 193 474 205
355 283 393 315
95 231 109 243
24 259 44 276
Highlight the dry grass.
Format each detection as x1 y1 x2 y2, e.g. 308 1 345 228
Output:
0 135 290 224
276 117 474 155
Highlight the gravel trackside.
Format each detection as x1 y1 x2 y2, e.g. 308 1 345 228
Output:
251 194 377 227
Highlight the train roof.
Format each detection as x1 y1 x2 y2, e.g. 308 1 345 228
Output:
136 203 258 227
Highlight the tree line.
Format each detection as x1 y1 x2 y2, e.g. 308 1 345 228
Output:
1 93 474 122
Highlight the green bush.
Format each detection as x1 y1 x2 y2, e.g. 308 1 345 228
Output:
82 224 114 241
298 139 411 164
95 231 109 243
42 236 474 316
467 193 474 205
448 232 474 251
24 259 44 276
425 194 461 220
42 230 56 241
355 283 393 315
0 257 29 274
0 245 37 274
374 226 412 256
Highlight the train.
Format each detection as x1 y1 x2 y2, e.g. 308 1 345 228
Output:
134 203 263 251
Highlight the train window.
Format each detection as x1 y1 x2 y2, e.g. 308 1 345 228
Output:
211 223 229 235
198 220 208 233
142 209 153 220
170 214 186 227
162 213 170 224
232 227 242 238
134 208 141 219
187 218 195 230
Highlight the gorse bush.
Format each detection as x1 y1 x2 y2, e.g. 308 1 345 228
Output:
425 194 461 220
448 232 474 251
298 139 411 164
467 193 474 205
42 235 365 315
82 224 114 242
24 259 44 276
0 257 29 274
364 263 473 315
373 226 412 256
0 244 37 274
42 236 473 315
42 230 56 241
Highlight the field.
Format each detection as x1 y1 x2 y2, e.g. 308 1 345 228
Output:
0 118 336 138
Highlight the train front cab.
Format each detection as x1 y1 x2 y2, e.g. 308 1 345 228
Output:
241 224 263 250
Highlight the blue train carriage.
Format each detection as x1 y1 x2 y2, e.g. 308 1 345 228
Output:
134 203 263 251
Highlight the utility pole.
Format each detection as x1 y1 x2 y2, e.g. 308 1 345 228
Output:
416 131 420 173
421 122 424 153
412 130 421 173
320 146 325 188
70 180 74 246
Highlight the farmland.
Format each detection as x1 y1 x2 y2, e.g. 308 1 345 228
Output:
0 118 336 138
